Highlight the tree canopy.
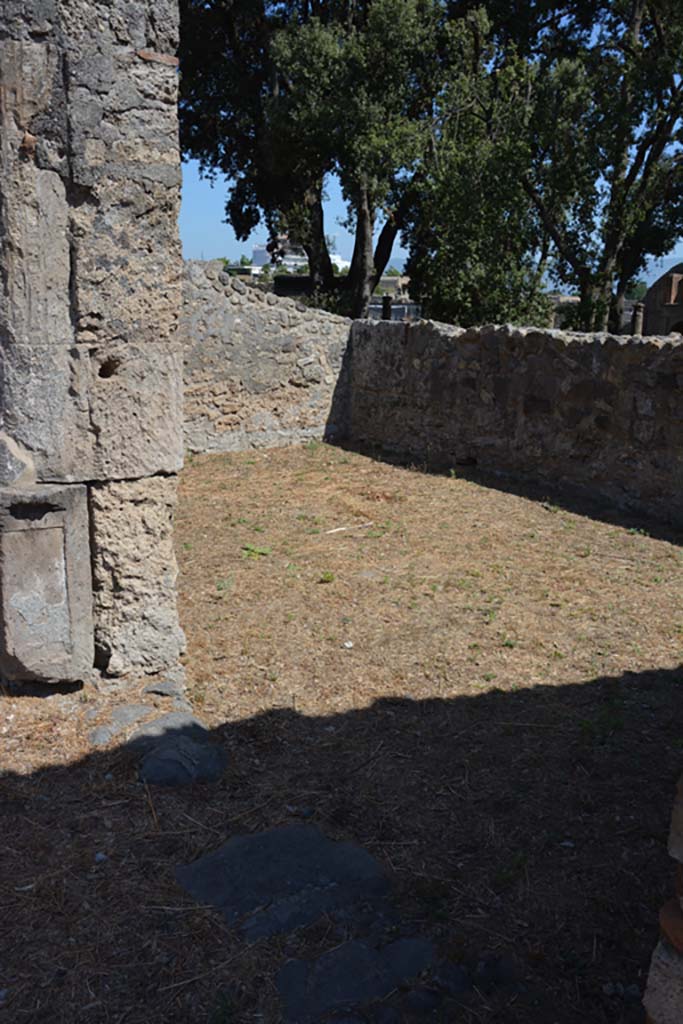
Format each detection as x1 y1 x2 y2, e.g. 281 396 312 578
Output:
180 0 448 317
180 0 683 328
521 0 683 329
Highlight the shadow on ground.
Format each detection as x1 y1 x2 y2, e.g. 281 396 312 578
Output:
331 437 683 549
2 663 682 1023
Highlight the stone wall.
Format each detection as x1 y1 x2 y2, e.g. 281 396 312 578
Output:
0 0 185 681
347 320 683 527
182 261 351 453
644 264 683 337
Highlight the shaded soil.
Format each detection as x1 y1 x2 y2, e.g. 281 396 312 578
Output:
2 443 683 1023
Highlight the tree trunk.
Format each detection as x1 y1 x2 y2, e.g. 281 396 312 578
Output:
302 186 335 293
345 183 375 318
576 278 596 331
592 3 645 332
373 215 400 283
609 289 625 334
597 275 614 332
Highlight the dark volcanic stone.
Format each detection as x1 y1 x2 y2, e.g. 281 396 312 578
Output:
474 954 520 992
370 1007 400 1024
431 961 472 996
139 735 226 785
277 937 435 1023
175 825 391 941
401 987 443 1015
89 703 154 746
128 711 209 752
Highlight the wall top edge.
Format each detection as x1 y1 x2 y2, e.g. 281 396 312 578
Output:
350 318 683 349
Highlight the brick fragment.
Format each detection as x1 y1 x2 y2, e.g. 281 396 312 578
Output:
136 48 179 66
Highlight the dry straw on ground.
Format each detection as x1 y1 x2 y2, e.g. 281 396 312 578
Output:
2 443 682 1022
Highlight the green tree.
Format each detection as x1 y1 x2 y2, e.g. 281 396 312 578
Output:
405 14 552 326
180 0 683 328
513 0 683 330
410 1 683 330
179 0 448 317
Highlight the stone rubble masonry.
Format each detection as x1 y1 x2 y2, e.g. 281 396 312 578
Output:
182 261 351 453
348 320 683 528
89 476 185 677
183 292 683 530
0 0 185 681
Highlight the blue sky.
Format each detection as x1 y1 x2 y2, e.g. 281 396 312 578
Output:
179 159 409 268
179 158 682 284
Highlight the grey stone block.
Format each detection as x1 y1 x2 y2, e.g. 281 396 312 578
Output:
0 2 185 689
139 735 227 786
0 342 183 483
0 435 35 487
175 825 390 941
276 937 435 1023
0 37 72 351
128 711 209 752
143 664 187 698
90 703 156 746
644 939 683 1024
0 484 93 683
84 341 184 478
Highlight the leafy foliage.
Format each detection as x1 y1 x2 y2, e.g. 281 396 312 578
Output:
405 15 552 326
179 0 448 317
180 0 683 328
512 0 683 328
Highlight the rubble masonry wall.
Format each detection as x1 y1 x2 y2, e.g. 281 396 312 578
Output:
182 260 351 453
348 320 683 528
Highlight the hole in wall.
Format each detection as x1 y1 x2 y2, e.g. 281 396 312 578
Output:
98 357 121 379
94 640 112 673
9 502 60 521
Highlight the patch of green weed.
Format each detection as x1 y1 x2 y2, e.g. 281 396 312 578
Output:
242 543 271 560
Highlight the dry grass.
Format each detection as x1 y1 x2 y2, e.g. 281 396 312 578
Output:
2 443 683 1023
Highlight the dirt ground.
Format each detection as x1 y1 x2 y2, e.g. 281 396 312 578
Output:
2 443 683 1023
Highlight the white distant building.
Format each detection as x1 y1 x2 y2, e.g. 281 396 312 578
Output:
252 239 308 273
252 238 352 275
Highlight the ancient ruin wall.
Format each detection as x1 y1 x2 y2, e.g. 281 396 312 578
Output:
182 261 351 453
0 0 185 680
347 320 683 527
